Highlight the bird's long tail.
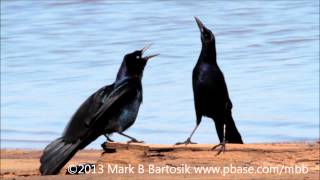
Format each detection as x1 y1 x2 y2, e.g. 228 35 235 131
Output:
225 115 243 144
40 137 81 175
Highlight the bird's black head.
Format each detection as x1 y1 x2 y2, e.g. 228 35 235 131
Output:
195 17 215 45
116 45 159 81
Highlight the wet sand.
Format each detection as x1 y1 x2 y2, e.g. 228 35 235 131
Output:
1 142 319 179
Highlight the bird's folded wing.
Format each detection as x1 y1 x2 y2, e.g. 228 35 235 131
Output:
62 78 140 142
91 78 141 123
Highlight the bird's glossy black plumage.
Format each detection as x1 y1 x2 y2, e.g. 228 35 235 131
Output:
176 17 243 150
40 46 158 175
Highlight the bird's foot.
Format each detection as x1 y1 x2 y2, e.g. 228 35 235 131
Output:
211 141 226 156
101 142 117 153
101 142 108 151
175 138 197 145
101 135 113 151
127 138 144 144
118 132 144 143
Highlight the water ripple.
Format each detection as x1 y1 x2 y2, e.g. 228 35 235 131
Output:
1 0 319 149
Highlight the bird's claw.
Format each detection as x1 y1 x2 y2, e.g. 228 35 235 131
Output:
101 134 114 151
212 142 226 155
175 138 197 145
101 142 108 151
127 139 144 144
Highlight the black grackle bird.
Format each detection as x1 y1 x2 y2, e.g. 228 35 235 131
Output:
176 17 243 153
40 45 158 175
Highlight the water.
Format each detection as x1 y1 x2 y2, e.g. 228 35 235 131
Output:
1 0 319 149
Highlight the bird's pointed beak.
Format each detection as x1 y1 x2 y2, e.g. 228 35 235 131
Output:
141 44 152 54
144 53 160 60
194 16 206 33
141 44 159 60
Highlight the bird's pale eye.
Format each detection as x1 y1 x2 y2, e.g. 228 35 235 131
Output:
136 56 140 59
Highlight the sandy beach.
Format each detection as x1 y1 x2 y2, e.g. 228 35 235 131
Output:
1 142 319 179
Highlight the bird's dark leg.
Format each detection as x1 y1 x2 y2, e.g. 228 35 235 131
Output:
212 123 227 155
175 124 199 145
118 132 144 143
101 134 114 151
104 134 114 142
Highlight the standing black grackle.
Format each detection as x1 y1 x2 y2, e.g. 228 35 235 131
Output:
40 45 158 175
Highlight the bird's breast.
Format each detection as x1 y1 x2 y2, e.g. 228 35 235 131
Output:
195 64 221 83
116 92 142 132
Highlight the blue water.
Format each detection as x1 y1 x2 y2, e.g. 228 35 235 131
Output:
1 0 319 149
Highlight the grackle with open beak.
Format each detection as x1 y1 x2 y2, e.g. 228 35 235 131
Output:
40 45 159 175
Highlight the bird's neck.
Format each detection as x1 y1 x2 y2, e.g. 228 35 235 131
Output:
116 62 142 81
200 42 217 65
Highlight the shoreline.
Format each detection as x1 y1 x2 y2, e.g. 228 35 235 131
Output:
1 141 319 179
2 139 318 150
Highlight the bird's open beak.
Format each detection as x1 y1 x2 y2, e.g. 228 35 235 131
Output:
141 44 159 60
194 16 206 33
144 54 160 60
141 44 152 54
